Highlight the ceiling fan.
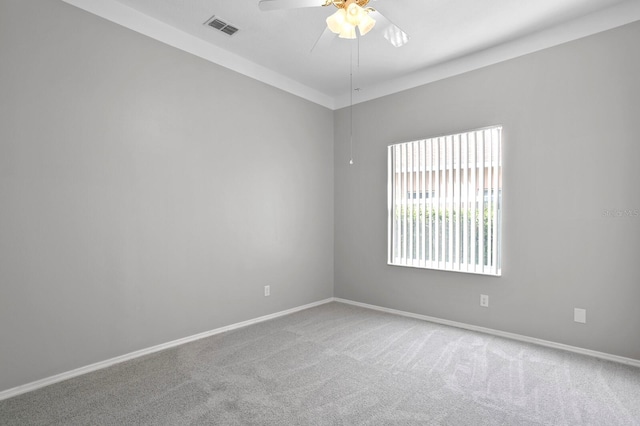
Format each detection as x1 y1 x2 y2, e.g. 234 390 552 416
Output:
258 0 409 50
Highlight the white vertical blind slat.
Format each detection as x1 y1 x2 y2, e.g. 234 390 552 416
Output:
434 137 441 269
478 130 485 272
428 139 434 267
455 134 461 270
388 146 392 263
407 143 415 265
469 132 477 272
492 128 501 274
440 137 446 269
483 130 494 273
420 141 427 267
462 133 469 271
401 144 407 264
446 136 454 269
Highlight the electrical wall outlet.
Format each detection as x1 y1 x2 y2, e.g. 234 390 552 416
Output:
574 308 586 323
480 294 489 307
264 285 270 297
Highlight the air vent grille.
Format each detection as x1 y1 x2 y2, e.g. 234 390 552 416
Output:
221 25 239 36
204 15 239 36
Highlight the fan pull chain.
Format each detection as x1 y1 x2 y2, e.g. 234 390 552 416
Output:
349 39 354 165
349 36 360 166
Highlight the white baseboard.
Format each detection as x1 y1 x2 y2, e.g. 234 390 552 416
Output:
3 296 637 401
334 298 640 368
0 298 334 401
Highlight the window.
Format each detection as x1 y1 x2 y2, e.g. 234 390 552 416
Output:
387 126 503 276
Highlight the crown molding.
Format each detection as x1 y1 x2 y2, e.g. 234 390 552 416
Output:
61 0 337 109
62 0 640 111
337 0 640 109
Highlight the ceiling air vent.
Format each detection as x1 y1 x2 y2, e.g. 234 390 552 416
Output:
204 15 239 36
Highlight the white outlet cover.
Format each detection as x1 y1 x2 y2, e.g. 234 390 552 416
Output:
480 294 489 307
574 308 586 323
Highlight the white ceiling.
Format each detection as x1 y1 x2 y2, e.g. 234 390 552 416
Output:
63 0 640 109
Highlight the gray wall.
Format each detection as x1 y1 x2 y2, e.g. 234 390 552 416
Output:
335 21 640 361
0 0 333 392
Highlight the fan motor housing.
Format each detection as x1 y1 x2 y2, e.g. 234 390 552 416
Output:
330 0 370 9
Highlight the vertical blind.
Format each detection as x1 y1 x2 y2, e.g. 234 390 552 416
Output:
387 126 503 276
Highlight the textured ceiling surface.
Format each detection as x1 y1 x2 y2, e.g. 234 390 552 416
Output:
64 0 640 108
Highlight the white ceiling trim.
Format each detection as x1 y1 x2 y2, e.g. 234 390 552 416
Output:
61 0 337 109
340 0 640 109
62 0 640 111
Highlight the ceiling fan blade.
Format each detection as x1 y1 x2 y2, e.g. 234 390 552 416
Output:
258 0 324 11
368 10 409 47
310 26 337 53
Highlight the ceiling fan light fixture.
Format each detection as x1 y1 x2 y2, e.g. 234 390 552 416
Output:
259 0 407 47
326 9 347 34
345 3 364 26
357 12 375 36
338 25 356 39
326 1 376 39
